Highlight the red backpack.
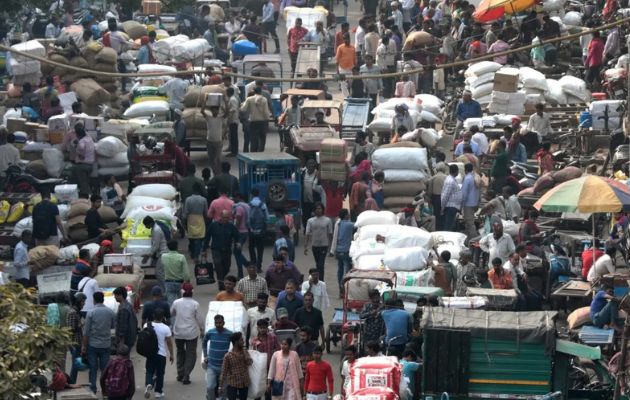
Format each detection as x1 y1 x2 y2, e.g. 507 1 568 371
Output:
104 358 131 397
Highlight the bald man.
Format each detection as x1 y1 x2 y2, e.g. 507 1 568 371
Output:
206 210 241 290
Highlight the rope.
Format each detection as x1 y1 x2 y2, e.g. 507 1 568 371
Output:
1 15 628 83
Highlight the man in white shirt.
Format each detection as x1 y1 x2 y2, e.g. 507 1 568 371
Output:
170 283 203 384
376 34 397 98
201 105 225 176
479 221 515 266
587 247 616 282
301 268 330 311
158 76 190 115
246 292 276 339
502 251 526 290
144 308 174 398
304 21 329 75
470 127 489 155
355 18 367 64
526 103 553 140
79 272 101 314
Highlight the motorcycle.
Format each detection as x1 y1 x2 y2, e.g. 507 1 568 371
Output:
4 165 65 194
510 161 539 188
602 66 628 100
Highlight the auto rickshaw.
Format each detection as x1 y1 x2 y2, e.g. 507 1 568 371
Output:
237 152 302 237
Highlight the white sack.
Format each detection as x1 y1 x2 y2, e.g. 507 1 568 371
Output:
153 35 189 63
172 38 212 61
11 40 46 62
43 148 65 178
396 270 435 287
121 196 173 218
356 224 398 241
129 184 178 200
349 239 387 260
464 61 502 78
372 147 428 171
122 100 170 119
544 79 568 105
371 98 422 114
563 11 582 26
383 169 426 182
590 100 624 117
519 67 548 91
465 72 495 88
384 226 433 248
354 254 384 270
543 0 566 11
9 59 40 76
414 94 443 115
58 245 80 263
205 301 248 333
419 110 440 123
472 82 493 99
23 142 52 152
137 64 177 74
493 114 519 125
420 128 439 147
559 75 590 102
96 136 128 157
81 243 100 259
126 205 176 223
13 217 32 237
248 351 267 399
592 117 621 130
98 152 130 168
355 210 397 228
383 247 429 271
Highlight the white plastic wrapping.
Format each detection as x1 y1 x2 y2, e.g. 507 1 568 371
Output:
355 210 398 228
205 301 248 333
383 169 426 182
129 184 178 200
383 247 429 271
372 147 428 171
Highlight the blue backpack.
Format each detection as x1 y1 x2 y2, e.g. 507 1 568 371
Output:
249 201 267 233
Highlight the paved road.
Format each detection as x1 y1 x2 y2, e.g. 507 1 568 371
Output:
74 2 364 398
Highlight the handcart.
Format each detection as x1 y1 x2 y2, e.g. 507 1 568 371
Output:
341 98 371 142
325 307 360 353
132 126 178 187
294 43 321 82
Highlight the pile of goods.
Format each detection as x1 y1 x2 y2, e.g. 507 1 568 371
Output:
10 40 45 87
319 138 349 181
96 136 130 177
367 98 422 136
372 145 428 211
181 85 227 141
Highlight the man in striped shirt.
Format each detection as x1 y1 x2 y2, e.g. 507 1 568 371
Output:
202 315 232 400
440 164 463 232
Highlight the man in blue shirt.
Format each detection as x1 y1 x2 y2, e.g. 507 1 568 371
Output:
330 209 354 295
202 314 233 400
381 298 412 358
455 90 482 132
590 286 622 332
454 131 481 156
460 163 480 240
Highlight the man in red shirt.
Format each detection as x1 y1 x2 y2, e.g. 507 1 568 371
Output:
585 30 605 88
304 346 333 400
287 18 308 73
582 240 604 280
334 22 350 51
208 189 234 222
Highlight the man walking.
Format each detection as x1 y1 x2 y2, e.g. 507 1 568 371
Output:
161 239 191 306
248 188 269 272
304 346 334 400
203 314 233 400
246 292 276 341
294 291 325 345
144 308 174 399
32 190 66 246
82 291 115 394
219 332 252 400
114 286 137 350
240 87 270 152
237 263 269 309
440 164 463 232
287 18 308 73
206 210 241 291
171 282 203 385
460 163 480 240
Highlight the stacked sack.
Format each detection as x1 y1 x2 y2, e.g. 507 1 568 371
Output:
10 40 45 87
414 94 444 125
488 67 526 114
545 75 591 105
519 67 548 111
71 78 111 116
96 136 129 177
367 98 422 135
464 61 503 105
349 211 435 291
589 100 624 131
181 85 228 140
66 198 91 242
153 35 190 64
319 138 348 181
525 165 583 196
372 144 428 211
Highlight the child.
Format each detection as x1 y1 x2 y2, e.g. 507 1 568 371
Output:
301 268 330 311
100 344 135 400
400 350 421 400
273 224 296 262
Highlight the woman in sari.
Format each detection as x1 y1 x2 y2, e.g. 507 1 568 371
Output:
267 338 303 400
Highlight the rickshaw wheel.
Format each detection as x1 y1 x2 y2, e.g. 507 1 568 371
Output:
325 327 331 353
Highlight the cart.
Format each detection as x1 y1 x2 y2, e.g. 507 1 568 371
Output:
324 307 360 353
341 98 371 142
340 269 397 357
294 43 321 82
300 98 343 133
237 152 302 236
132 126 178 187
286 126 337 165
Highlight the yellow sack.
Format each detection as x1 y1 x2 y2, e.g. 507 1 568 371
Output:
7 202 25 223
0 201 9 223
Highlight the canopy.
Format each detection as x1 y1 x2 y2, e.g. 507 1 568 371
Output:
473 0 535 22
534 175 630 213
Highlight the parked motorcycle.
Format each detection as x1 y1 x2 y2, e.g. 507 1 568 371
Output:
3 165 65 194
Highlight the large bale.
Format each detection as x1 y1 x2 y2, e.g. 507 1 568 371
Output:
121 20 148 40
28 245 60 273
183 86 205 108
71 79 110 107
209 4 225 20
95 47 118 65
402 31 434 51
533 173 555 194
182 107 207 130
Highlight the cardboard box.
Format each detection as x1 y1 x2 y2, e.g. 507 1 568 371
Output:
48 114 69 133
143 0 161 14
35 128 49 142
493 68 519 93
7 118 27 134
104 254 134 274
24 122 40 136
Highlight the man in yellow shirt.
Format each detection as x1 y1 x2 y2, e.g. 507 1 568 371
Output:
215 275 245 302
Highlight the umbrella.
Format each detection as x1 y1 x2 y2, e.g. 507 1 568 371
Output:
534 175 630 267
533 175 630 213
473 0 536 22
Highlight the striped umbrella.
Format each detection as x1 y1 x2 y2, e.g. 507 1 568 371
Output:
534 175 630 213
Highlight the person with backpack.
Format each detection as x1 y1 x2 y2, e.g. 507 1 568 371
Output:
141 308 174 398
248 188 269 273
206 210 241 291
100 344 135 400
113 287 138 350
142 216 170 292
82 291 115 394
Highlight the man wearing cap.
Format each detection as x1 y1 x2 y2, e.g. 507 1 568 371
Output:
142 285 171 326
274 307 299 329
171 283 203 385
455 90 482 133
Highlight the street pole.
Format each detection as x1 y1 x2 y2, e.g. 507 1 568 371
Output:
613 318 630 400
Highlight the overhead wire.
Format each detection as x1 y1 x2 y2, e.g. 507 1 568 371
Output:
0 15 628 83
